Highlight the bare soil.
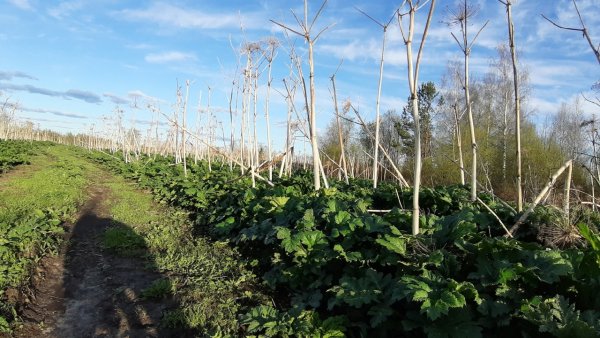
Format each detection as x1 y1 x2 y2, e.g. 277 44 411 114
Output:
10 182 185 338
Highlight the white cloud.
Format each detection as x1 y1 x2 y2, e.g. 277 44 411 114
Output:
8 0 32 11
103 93 130 105
48 1 85 19
318 38 410 67
525 59 592 88
118 2 262 30
21 106 88 119
126 43 155 50
128 90 165 103
145 51 197 64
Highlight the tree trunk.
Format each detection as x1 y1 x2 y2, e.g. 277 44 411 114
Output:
308 40 321 190
404 9 421 235
265 59 274 180
373 27 388 189
331 75 349 184
453 104 466 185
505 0 523 211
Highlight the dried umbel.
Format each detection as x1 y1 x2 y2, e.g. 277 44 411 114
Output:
537 207 593 249
538 223 584 249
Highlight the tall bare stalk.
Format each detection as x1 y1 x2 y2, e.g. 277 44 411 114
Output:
264 38 278 181
330 71 349 184
448 1 488 202
498 0 523 211
272 0 333 191
356 8 396 189
453 103 466 185
398 0 437 235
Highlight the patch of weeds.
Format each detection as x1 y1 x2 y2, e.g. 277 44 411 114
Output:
140 279 173 300
105 178 162 228
161 300 241 337
102 226 147 256
161 308 187 329
152 240 266 335
144 216 192 253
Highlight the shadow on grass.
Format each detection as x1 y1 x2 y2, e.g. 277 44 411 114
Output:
57 208 193 337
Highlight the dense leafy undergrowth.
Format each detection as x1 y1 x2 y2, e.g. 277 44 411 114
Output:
0 140 45 173
90 151 600 338
0 143 88 332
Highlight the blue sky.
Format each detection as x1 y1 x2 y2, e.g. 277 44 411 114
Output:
0 0 598 149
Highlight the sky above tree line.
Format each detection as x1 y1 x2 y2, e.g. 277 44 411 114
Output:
0 0 598 149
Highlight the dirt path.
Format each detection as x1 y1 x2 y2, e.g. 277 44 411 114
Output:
13 180 181 338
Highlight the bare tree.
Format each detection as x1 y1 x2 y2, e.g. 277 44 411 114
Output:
330 67 349 184
499 0 524 211
447 0 488 202
356 7 396 189
272 0 334 191
398 0 437 235
263 37 279 181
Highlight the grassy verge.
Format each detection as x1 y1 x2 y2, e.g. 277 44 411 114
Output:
0 144 95 332
0 140 46 173
102 174 267 336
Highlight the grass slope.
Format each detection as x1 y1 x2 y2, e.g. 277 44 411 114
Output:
0 144 95 331
100 160 266 335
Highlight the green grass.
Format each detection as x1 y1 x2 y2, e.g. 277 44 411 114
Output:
104 177 162 227
102 170 266 336
102 226 147 256
1 145 266 335
140 278 173 300
0 145 98 224
0 144 97 332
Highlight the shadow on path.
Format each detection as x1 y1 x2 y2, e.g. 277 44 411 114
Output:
14 185 188 338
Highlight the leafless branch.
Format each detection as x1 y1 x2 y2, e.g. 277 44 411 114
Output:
541 0 600 64
314 23 336 43
270 20 304 37
414 0 437 86
450 31 466 52
468 20 489 50
541 14 583 32
355 7 384 28
309 0 329 32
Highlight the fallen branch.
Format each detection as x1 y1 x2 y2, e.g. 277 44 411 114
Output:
476 197 513 238
508 159 573 236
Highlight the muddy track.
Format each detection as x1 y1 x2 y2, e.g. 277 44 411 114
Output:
12 182 182 338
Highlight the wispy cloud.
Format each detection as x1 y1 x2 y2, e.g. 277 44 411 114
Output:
48 1 85 19
126 43 155 50
103 93 130 105
21 106 88 119
8 0 33 11
318 38 408 67
128 90 164 103
117 2 262 30
134 118 168 127
63 89 102 104
525 59 592 88
0 70 38 81
0 83 102 104
145 51 197 64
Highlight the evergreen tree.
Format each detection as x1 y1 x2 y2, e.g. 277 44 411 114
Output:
401 81 440 158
